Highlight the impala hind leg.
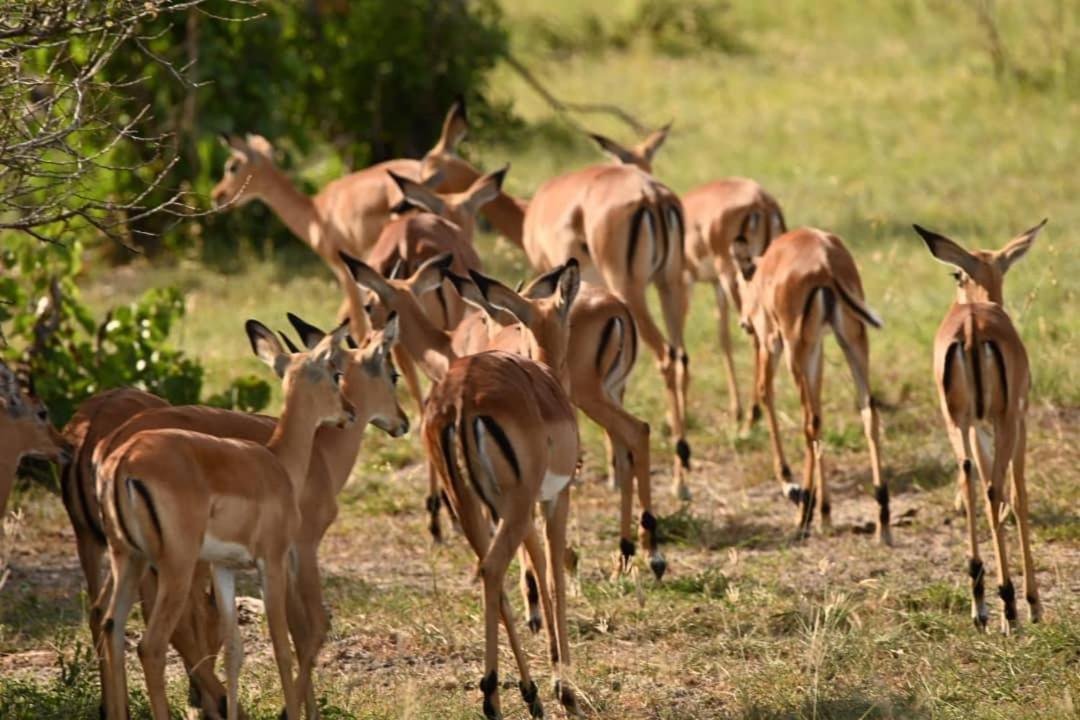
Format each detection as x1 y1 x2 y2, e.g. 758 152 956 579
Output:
657 273 692 493
756 340 795 501
260 558 301 720
1010 418 1040 622
139 555 199 720
211 567 242 720
790 340 825 540
713 280 743 423
286 543 328 720
982 423 1020 634
833 313 889 544
544 489 580 716
948 424 988 629
518 532 545 634
100 550 145 720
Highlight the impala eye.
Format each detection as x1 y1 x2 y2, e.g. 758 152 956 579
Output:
390 368 400 385
226 159 239 175
36 407 48 422
333 371 344 386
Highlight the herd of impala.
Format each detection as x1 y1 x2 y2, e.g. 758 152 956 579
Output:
0 98 1046 720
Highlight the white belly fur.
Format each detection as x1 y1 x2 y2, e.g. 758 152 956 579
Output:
201 534 254 567
540 472 572 502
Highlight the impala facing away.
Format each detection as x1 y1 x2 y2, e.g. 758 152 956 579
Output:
682 177 786 423
343 253 583 719
95 321 369 720
913 220 1045 633
522 125 694 498
732 228 889 542
1 360 70 566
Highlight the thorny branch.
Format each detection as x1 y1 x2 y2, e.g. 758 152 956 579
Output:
0 0 259 248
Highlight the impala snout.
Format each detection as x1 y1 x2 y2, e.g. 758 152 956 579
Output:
374 410 409 438
210 184 230 209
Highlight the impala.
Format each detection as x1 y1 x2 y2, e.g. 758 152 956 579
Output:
343 252 582 719
682 177 786 423
912 220 1045 632
367 165 507 412
1 360 70 566
522 125 693 498
447 265 664 580
95 319 406 720
732 228 888 542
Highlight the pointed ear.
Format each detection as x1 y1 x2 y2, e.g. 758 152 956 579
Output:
635 121 671 162
443 269 496 314
589 132 638 165
520 264 564 300
381 312 400 349
286 312 326 350
388 170 446 216
995 218 1046 274
277 330 301 354
438 95 468 152
912 224 982 278
246 319 290 377
388 257 406 280
340 251 393 305
554 258 581 319
420 167 445 189
469 268 534 325
244 133 274 159
315 319 351 366
410 252 455 295
462 164 508 215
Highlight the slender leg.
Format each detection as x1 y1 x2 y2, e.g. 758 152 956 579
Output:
757 340 795 500
425 461 443 543
287 543 328 720
519 532 545 634
949 424 987 629
714 280 743 422
657 272 692 495
972 424 1018 634
1010 417 1040 622
139 556 199 720
212 567 242 720
100 549 145 720
544 489 580 716
789 342 821 539
261 558 301 720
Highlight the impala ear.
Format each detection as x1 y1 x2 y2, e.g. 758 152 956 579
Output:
589 132 638 166
388 170 446 216
443 269 495 314
420 167 445 189
246 319 290 377
555 258 581 320
520 264 564 300
277 331 301 354
341 251 394 306
286 312 326 350
912 224 982 279
462 164 508 215
388 257 406 280
995 218 1046 274
315 319 351 366
469 268 533 325
410 252 455 295
381 312 400 349
635 121 671 163
437 94 468 152
244 133 274 159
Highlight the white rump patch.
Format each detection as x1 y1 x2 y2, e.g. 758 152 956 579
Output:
540 471 572 502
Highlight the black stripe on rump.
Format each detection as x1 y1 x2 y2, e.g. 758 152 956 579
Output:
595 317 617 375
969 340 985 420
113 473 141 553
986 340 1009 411
627 205 649 272
128 478 163 547
942 342 962 399
476 415 521 482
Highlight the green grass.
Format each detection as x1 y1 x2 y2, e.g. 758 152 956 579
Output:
4 1 1080 718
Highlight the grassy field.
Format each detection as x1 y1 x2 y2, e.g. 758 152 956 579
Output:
2 1 1079 718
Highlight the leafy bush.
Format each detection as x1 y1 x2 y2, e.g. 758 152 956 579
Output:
0 237 268 428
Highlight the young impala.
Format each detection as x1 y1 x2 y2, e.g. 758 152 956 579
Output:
732 228 889 543
96 321 357 720
912 219 1045 633
343 252 583 719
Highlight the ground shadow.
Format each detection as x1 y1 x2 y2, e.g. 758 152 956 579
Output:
741 691 920 720
659 507 792 552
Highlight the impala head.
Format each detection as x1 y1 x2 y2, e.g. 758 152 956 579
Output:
387 164 508 243
0 360 70 467
211 133 277 209
245 318 357 429
446 260 581 376
341 250 454 330
418 95 481 190
912 219 1046 305
589 122 672 173
285 312 409 438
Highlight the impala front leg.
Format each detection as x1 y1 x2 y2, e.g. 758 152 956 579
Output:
756 340 795 500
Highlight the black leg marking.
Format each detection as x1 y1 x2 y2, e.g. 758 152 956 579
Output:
811 414 821 434
820 501 831 520
999 581 1017 623
554 680 577 712
525 571 541 634
874 484 890 528
667 345 677 363
675 439 691 471
480 670 499 720
426 493 442 542
750 404 762 424
186 681 202 709
640 510 658 535
217 695 228 718
798 488 814 538
969 557 987 627
619 538 636 560
103 618 115 634
519 680 543 718
680 351 689 369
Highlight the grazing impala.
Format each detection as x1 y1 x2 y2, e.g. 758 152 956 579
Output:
912 220 1045 633
343 252 582 719
1 360 70 564
522 126 693 498
681 177 786 423
732 228 888 542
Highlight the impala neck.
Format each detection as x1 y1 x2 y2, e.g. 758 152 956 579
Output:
481 193 527 249
312 423 365 499
398 296 457 383
257 166 322 253
266 397 323 498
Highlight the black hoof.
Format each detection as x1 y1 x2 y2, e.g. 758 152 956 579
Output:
554 680 578 713
973 614 988 631
676 439 691 471
649 556 668 581
527 616 542 634
520 680 544 718
279 707 290 720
